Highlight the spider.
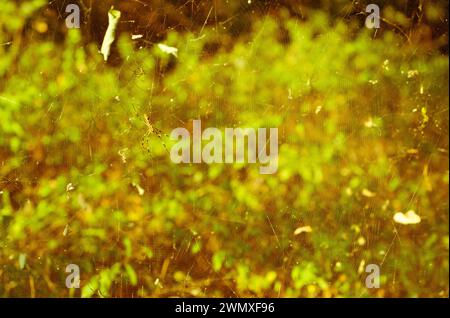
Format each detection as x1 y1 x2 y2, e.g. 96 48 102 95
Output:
141 114 170 157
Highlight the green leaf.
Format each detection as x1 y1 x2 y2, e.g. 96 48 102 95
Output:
124 264 138 286
18 253 26 269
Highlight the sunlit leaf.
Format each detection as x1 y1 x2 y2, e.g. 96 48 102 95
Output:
157 43 178 57
100 6 121 61
125 264 138 286
294 225 312 235
393 210 421 225
19 253 26 269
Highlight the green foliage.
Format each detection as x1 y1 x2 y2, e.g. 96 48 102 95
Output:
0 1 448 297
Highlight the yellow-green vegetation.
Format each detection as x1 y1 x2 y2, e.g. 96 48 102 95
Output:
0 0 448 297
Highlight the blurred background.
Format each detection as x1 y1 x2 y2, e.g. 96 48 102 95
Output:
0 0 448 297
